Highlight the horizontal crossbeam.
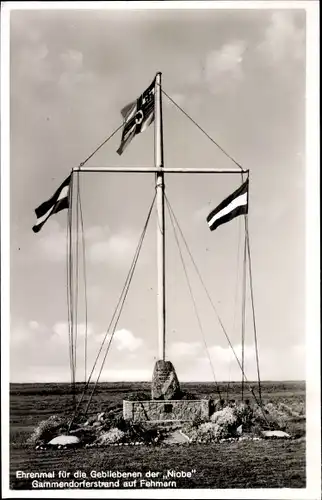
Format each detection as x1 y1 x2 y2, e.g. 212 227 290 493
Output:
73 166 248 174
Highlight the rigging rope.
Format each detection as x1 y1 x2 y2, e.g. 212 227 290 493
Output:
79 124 123 167
66 186 73 388
72 172 89 384
68 192 156 427
240 170 263 404
164 194 268 421
161 88 244 172
241 173 247 403
65 123 123 403
78 182 89 384
74 172 80 380
83 193 156 415
245 217 263 403
227 214 242 401
67 173 76 407
241 228 247 401
165 195 222 400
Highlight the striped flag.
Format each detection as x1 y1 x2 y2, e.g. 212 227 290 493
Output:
207 179 249 231
117 78 155 155
32 174 71 233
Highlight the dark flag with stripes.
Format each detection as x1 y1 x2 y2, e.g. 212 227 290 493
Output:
207 179 249 231
32 174 71 233
117 78 155 155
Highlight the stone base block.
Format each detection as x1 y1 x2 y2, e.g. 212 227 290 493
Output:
123 399 210 422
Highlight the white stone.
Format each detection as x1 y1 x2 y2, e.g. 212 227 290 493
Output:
237 424 243 435
262 430 290 439
48 435 80 446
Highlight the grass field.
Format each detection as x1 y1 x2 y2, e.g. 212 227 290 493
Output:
9 381 306 490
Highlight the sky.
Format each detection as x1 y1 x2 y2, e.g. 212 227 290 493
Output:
8 5 308 383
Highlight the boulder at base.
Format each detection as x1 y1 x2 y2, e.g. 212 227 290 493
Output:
151 360 181 400
261 430 291 439
163 430 190 444
48 435 80 446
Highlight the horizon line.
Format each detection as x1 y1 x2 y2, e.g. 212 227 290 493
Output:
9 379 306 384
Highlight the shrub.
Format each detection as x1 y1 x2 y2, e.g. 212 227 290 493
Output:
121 422 166 444
137 425 162 444
278 402 301 418
96 428 125 445
191 422 231 443
99 412 125 432
233 402 254 430
251 403 288 431
191 415 204 428
27 415 69 445
211 407 237 425
264 403 288 430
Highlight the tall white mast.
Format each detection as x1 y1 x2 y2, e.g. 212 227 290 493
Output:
154 72 166 361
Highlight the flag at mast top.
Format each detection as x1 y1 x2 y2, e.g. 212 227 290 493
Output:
117 75 157 155
117 72 166 360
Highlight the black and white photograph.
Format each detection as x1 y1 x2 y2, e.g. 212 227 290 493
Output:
1 1 320 498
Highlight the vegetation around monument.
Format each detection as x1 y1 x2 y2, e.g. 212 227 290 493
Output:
10 381 306 489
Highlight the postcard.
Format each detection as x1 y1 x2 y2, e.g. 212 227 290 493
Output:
1 1 320 499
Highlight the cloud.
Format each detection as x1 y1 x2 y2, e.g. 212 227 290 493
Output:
258 11 305 65
208 343 256 365
29 320 40 330
52 321 94 343
113 329 143 352
167 341 305 382
11 319 305 381
204 40 247 93
37 221 67 262
58 49 96 91
86 225 111 241
88 230 137 267
60 49 83 72
34 221 137 269
16 42 51 85
168 341 203 359
11 321 148 382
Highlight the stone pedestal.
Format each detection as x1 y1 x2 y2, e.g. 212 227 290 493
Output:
151 360 181 400
123 399 210 422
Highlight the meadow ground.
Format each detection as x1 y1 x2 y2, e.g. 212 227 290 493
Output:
9 381 306 490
